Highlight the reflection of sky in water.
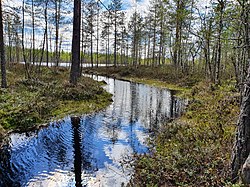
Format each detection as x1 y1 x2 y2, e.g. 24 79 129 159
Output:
0 75 184 187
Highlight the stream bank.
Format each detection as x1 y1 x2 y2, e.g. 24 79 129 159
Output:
84 66 241 186
0 64 112 145
0 74 185 186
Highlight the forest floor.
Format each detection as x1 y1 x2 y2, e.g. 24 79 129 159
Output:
83 65 242 186
0 64 112 145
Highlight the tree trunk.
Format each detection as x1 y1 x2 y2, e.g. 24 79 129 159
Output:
107 13 110 65
147 30 151 66
90 22 93 68
96 3 99 67
55 0 61 67
15 32 20 64
0 0 7 88
70 0 81 85
215 0 224 85
39 23 46 74
32 0 35 65
152 7 156 66
7 19 12 65
158 16 164 66
22 0 30 79
114 12 117 67
231 0 250 183
45 0 49 67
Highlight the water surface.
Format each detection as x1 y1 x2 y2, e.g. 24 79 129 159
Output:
0 75 185 187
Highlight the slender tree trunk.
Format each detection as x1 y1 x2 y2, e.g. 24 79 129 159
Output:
158 16 164 66
45 0 49 67
49 27 52 63
96 3 99 67
0 0 7 88
105 40 108 66
215 0 224 85
32 0 35 65
132 28 136 66
15 32 20 64
55 0 61 67
107 13 110 66
7 19 12 65
138 44 142 65
114 12 117 67
22 0 30 79
126 36 129 65
90 19 93 68
147 31 151 66
81 2 84 71
152 7 156 66
39 23 46 73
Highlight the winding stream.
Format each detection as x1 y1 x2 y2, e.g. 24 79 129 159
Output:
0 75 185 187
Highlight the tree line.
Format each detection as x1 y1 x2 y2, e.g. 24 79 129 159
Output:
0 0 248 83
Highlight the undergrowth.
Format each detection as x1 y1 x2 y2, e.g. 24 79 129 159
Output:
0 64 112 140
84 65 204 88
128 81 240 186
85 65 241 186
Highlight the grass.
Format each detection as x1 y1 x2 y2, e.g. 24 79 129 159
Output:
84 65 241 186
0 64 112 143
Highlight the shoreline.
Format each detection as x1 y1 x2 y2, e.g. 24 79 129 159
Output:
0 64 112 147
83 66 240 186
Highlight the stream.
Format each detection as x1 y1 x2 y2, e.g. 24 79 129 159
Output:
0 75 185 187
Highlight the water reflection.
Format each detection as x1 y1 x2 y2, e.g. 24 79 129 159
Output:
72 117 82 187
0 75 185 186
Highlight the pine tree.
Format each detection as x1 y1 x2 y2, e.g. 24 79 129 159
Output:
128 11 143 66
109 0 124 66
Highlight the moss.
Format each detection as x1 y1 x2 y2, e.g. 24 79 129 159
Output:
52 92 112 119
0 64 112 135
130 81 240 186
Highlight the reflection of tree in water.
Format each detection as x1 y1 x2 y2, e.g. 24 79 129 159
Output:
130 82 139 123
154 89 163 130
71 116 82 187
104 79 123 144
0 143 20 187
149 89 154 131
110 120 120 144
170 93 174 119
170 92 182 119
105 117 122 144
72 116 98 186
82 116 95 162
128 83 142 152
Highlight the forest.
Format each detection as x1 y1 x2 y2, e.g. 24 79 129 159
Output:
0 0 250 186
